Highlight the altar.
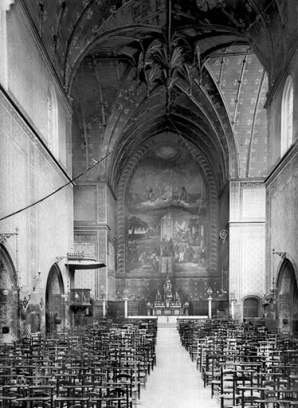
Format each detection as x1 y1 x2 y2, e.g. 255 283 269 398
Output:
153 301 183 316
152 276 183 316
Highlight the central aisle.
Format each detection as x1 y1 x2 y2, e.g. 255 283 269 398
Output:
139 323 219 408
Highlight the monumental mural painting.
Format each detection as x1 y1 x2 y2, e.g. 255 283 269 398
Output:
126 143 208 276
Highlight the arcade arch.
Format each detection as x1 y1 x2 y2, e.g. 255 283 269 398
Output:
45 263 65 335
276 258 298 335
0 244 18 341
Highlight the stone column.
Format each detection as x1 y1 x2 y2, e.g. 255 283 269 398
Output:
230 291 237 319
207 287 213 318
123 288 129 319
102 297 107 318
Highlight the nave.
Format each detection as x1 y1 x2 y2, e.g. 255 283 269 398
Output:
139 321 218 408
0 316 298 407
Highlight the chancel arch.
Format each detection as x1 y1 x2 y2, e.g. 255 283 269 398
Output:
116 132 220 307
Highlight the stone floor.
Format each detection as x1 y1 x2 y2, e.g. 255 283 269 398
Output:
138 321 220 408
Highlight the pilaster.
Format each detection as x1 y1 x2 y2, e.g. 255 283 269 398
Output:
229 181 266 319
74 181 117 300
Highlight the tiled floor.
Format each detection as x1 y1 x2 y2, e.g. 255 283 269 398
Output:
138 322 220 408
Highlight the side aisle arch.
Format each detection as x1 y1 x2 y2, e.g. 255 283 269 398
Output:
0 244 18 342
276 257 298 335
45 264 65 335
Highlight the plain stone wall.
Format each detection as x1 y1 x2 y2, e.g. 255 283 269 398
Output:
0 3 73 338
7 3 71 170
267 152 298 287
265 51 298 332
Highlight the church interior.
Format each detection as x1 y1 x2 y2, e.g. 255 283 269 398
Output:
1 0 298 406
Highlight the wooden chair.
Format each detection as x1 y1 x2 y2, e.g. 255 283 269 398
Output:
219 366 241 408
202 351 221 388
54 397 90 408
0 395 19 408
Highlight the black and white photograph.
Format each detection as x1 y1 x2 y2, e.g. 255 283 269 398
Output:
1 0 298 407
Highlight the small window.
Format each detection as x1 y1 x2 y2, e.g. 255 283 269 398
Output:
243 297 259 318
281 76 294 156
47 85 59 157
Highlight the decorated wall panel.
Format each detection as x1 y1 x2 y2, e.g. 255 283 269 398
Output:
229 181 266 319
74 232 106 300
74 186 97 222
74 240 98 295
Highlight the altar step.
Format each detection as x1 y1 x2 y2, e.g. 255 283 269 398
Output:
157 316 177 327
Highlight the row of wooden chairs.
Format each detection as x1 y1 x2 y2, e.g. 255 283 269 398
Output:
178 319 298 408
0 318 158 408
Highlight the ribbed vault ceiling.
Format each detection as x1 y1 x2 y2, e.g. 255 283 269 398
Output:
23 0 298 193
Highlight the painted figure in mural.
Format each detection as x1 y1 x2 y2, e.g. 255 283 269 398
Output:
185 243 194 262
168 238 174 255
147 187 155 202
161 237 168 256
178 243 186 262
179 185 188 202
189 218 201 243
161 184 172 200
161 236 175 257
151 253 159 273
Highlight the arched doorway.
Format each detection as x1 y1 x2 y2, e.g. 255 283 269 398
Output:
243 296 261 320
45 264 65 335
0 245 18 342
276 259 298 335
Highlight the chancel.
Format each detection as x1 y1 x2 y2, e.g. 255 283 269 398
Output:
1 0 298 407
153 276 183 316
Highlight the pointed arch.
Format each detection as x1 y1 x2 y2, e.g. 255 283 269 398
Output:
276 258 298 335
45 263 65 335
0 244 19 341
